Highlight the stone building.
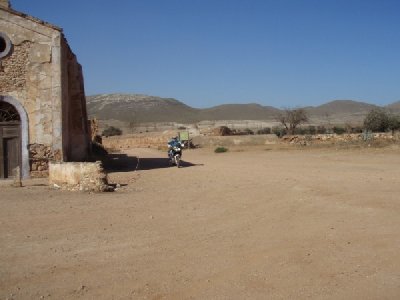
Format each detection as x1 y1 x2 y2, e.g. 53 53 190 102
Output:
0 0 91 179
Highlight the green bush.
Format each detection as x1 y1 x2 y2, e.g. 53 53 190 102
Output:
102 126 122 137
214 147 228 153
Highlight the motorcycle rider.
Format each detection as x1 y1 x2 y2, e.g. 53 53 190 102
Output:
167 136 183 161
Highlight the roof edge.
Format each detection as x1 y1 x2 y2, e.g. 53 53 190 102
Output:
0 5 63 32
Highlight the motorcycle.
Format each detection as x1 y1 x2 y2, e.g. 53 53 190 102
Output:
168 144 182 168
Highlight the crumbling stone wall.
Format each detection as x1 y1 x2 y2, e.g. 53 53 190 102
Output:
49 161 110 192
29 143 60 177
1 4 91 178
89 118 99 141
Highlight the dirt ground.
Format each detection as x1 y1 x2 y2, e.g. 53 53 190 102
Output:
1 146 400 299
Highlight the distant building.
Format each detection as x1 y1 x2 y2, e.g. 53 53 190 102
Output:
0 0 90 179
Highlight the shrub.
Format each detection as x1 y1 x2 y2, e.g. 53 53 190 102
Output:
102 126 122 137
215 126 232 136
363 109 390 132
292 126 318 135
257 127 271 134
316 126 327 134
306 126 316 135
243 128 254 135
388 114 400 133
294 127 307 135
276 108 309 135
214 147 228 153
333 126 346 134
272 126 287 137
345 123 363 133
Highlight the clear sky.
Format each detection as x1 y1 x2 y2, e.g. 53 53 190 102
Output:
11 0 400 108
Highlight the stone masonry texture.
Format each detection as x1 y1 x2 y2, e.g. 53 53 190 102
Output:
0 3 90 178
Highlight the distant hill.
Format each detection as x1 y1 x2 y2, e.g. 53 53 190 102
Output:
86 94 198 123
87 94 281 123
87 94 400 124
306 100 378 116
198 103 280 121
386 101 400 113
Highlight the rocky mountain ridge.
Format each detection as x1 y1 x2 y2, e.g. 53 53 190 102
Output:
87 94 400 124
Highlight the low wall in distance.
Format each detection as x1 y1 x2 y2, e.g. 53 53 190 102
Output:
281 132 400 145
192 135 279 147
102 132 174 150
102 132 400 150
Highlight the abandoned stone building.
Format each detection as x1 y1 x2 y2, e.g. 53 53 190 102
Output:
0 0 91 179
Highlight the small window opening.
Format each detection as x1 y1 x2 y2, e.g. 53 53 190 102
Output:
0 37 6 53
0 33 12 58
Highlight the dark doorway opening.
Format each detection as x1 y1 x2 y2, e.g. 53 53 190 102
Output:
0 102 21 179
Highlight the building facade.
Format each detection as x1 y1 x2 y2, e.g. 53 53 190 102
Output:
0 0 90 179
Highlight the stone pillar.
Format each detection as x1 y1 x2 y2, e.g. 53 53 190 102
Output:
13 166 22 187
0 0 10 9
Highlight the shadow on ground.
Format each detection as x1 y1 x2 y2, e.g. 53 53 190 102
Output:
138 158 203 170
102 154 139 173
102 154 203 172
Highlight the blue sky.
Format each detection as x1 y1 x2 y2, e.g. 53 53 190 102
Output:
11 0 400 108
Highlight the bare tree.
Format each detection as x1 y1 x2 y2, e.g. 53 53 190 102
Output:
276 108 309 135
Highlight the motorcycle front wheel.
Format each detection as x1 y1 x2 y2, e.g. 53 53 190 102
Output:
175 155 181 168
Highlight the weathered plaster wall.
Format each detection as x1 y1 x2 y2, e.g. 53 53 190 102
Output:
60 39 90 162
0 8 63 151
0 0 10 9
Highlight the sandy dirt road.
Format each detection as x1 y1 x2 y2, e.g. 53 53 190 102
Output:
1 146 400 299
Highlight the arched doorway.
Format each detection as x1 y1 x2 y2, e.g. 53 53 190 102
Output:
0 96 29 179
0 101 21 178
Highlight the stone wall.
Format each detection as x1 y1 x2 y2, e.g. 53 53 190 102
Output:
29 143 62 178
102 132 400 150
102 133 279 150
0 40 31 91
0 8 63 147
281 133 400 145
102 132 175 150
1 5 91 179
192 135 279 147
0 0 10 9
49 161 109 192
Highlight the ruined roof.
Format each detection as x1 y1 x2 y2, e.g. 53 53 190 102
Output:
0 5 63 32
